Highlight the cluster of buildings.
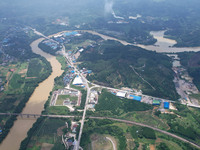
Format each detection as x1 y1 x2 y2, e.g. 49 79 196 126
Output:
42 31 82 52
110 90 171 110
63 121 79 149
63 66 76 86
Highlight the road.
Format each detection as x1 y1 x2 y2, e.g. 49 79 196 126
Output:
76 75 90 150
106 137 117 150
29 28 200 149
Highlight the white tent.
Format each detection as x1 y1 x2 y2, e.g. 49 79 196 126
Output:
72 76 83 85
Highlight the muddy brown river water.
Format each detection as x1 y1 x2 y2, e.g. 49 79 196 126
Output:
0 38 63 150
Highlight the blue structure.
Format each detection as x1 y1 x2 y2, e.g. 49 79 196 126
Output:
64 31 78 36
88 70 92 74
111 92 116 95
71 70 75 73
130 95 141 101
164 102 170 109
0 129 2 133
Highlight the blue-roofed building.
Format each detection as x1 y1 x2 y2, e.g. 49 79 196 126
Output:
71 70 75 73
130 95 141 101
88 70 92 74
164 102 170 109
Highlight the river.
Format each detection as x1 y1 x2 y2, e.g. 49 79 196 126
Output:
0 38 63 150
137 31 200 53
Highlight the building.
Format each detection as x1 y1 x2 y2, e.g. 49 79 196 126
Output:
63 31 79 36
72 75 83 85
129 95 142 101
152 100 161 105
116 91 126 98
164 102 170 109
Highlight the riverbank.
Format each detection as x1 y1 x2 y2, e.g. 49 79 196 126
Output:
0 38 63 150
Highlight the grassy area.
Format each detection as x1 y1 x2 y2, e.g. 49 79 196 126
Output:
56 55 67 70
47 106 70 115
27 58 47 78
56 95 78 105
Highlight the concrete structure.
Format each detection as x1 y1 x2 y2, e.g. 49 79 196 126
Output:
116 91 126 98
72 76 83 85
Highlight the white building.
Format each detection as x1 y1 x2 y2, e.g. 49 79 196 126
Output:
116 91 126 98
72 76 83 85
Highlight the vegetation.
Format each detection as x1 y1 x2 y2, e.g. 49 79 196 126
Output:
20 117 70 150
157 104 200 144
79 40 179 100
80 119 127 150
93 89 152 117
81 119 199 150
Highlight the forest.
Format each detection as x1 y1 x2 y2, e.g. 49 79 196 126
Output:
78 40 179 100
